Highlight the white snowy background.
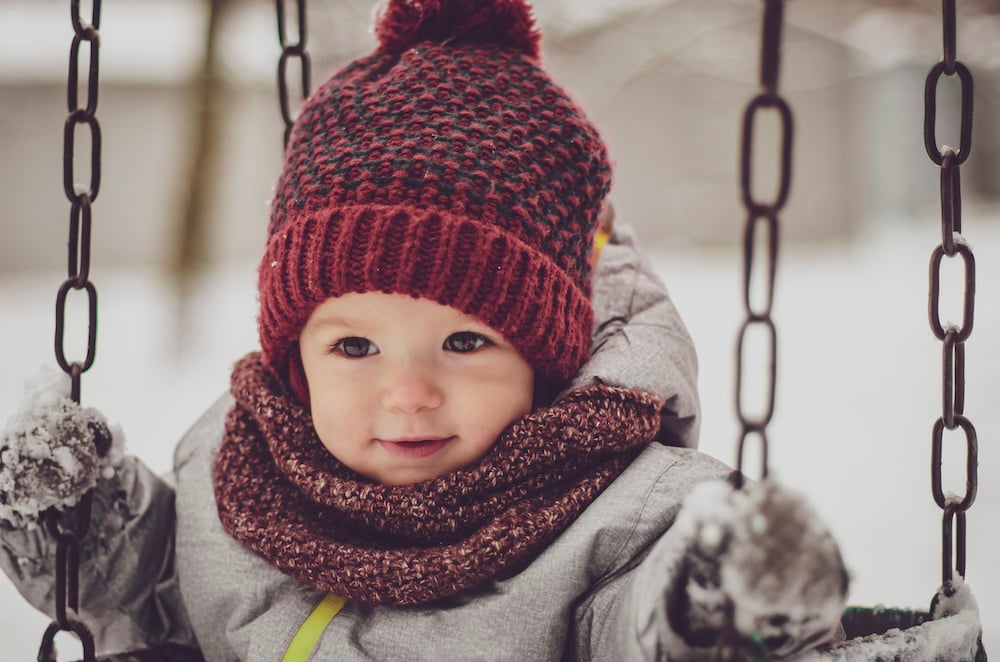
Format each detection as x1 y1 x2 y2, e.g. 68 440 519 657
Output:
1 0 998 659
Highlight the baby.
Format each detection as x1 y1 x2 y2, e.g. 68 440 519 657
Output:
0 1 847 659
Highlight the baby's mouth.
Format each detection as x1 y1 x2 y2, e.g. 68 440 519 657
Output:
376 436 453 459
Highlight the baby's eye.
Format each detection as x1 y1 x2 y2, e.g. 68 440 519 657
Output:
444 332 491 353
332 337 379 358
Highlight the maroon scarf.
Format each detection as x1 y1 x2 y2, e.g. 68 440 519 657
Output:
213 352 663 606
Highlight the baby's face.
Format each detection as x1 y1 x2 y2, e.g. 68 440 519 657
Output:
298 292 535 485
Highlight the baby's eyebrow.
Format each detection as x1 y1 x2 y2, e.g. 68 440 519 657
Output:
308 315 359 330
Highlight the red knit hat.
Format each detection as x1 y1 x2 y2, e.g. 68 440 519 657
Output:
258 0 612 403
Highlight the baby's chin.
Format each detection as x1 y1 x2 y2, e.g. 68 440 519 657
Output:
364 466 450 486
350 457 460 487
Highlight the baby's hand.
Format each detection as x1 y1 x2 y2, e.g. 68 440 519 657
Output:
0 367 122 527
668 479 848 659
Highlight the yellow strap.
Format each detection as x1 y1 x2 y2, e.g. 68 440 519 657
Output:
281 593 347 662
592 229 611 266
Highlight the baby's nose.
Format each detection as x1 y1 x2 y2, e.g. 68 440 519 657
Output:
380 365 444 413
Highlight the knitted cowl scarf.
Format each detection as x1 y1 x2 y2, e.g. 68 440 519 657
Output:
214 352 664 607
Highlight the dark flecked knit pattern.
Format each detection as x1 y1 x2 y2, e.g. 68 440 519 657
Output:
213 352 663 606
259 0 611 396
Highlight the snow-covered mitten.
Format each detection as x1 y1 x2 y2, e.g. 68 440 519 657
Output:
0 367 124 528
667 479 848 659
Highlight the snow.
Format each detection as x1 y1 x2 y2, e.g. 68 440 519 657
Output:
802 578 982 661
0 218 997 657
934 576 980 621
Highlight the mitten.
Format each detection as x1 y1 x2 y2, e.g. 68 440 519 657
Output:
667 479 848 659
0 366 123 527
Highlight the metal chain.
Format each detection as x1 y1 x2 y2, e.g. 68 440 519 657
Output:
276 0 311 148
733 0 793 487
39 2 103 660
924 0 978 586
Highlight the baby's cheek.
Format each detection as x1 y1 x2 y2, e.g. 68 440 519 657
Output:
313 415 347 455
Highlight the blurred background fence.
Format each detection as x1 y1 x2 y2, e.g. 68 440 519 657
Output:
2 0 999 276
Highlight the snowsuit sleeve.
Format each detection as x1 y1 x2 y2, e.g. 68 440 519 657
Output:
568 449 853 661
563 224 700 448
0 455 199 654
566 445 732 661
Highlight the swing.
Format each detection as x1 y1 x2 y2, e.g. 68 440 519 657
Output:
727 2 984 659
17 0 988 660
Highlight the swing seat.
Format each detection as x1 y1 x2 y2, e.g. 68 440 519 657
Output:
819 583 986 661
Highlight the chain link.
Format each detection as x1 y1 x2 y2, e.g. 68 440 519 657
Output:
733 0 792 486
276 0 311 148
40 1 103 659
924 0 978 586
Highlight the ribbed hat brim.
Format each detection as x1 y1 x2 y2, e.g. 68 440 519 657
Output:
258 203 593 386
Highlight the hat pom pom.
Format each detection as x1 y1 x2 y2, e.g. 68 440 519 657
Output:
374 0 540 59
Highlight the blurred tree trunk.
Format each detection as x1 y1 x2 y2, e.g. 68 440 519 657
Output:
172 0 231 291
170 0 234 354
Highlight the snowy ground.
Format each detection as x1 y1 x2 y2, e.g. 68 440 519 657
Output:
0 217 997 658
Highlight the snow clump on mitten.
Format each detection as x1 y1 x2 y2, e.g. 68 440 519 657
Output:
0 366 124 527
721 480 848 657
673 479 848 658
